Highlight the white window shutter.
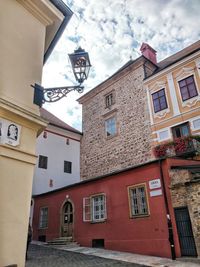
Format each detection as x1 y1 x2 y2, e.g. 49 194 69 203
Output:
83 197 91 222
104 195 107 219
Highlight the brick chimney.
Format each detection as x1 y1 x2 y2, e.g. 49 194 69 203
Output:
140 43 157 65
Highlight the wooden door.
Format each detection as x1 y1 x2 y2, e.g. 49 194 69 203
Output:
61 201 73 237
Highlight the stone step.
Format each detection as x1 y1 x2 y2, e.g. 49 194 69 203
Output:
47 236 75 246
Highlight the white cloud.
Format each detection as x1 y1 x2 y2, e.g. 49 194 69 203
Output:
42 0 200 131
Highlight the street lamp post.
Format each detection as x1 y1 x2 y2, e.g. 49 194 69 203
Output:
32 47 91 106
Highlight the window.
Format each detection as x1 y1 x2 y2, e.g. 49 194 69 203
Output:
105 117 117 137
64 161 72 173
172 122 190 139
105 93 114 108
152 89 168 113
43 131 47 138
39 207 48 228
178 75 198 101
38 155 48 169
66 138 70 145
83 194 107 222
128 184 149 217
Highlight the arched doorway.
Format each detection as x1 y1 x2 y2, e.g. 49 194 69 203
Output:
61 201 73 237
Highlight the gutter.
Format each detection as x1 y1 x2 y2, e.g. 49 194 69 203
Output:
44 0 73 64
159 159 176 260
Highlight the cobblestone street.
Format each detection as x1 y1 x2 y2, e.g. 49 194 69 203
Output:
26 244 145 267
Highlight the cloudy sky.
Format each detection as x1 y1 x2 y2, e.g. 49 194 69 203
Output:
42 0 200 131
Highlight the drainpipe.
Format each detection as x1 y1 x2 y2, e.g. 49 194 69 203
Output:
159 159 176 260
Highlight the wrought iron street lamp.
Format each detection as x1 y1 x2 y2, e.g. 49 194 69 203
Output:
32 47 91 106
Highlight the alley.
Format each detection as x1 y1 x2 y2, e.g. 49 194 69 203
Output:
26 244 145 267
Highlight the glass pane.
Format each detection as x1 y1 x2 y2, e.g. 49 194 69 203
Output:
181 125 189 136
179 80 186 87
188 84 197 97
186 76 193 84
180 86 189 100
152 92 158 100
158 89 164 97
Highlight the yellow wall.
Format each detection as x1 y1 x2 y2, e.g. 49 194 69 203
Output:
0 0 63 266
0 0 45 116
146 50 200 145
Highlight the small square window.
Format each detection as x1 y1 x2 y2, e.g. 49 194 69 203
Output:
152 89 168 113
66 138 70 145
178 75 198 101
105 117 117 137
38 155 48 169
128 184 149 217
43 131 47 138
39 207 48 228
105 93 114 108
64 161 72 173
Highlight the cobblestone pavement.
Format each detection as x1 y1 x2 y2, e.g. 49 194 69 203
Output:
25 244 146 267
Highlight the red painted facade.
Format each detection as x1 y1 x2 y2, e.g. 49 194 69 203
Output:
33 158 199 258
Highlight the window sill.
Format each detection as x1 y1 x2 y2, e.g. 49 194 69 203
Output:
90 219 107 224
130 214 150 219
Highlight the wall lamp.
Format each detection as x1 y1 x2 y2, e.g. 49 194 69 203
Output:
32 47 91 106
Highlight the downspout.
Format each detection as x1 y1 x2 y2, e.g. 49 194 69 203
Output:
159 159 176 260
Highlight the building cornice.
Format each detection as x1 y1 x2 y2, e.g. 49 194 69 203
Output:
17 0 63 26
144 50 200 84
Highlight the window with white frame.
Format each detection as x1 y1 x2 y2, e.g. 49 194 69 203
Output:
178 75 198 101
83 194 107 222
105 116 117 137
39 207 48 228
152 88 168 113
128 184 149 217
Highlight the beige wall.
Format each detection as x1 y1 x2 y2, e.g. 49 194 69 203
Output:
145 51 200 146
0 0 45 116
0 0 63 266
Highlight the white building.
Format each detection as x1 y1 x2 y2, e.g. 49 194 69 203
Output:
32 108 81 195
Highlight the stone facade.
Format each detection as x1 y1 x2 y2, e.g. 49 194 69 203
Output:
79 58 155 180
170 169 200 256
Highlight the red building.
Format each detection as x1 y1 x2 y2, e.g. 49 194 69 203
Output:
33 157 200 259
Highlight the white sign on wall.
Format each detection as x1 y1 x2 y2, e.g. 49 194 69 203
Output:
150 189 162 197
0 118 21 146
149 179 161 190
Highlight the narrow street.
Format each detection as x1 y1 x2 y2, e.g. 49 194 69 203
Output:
26 244 145 267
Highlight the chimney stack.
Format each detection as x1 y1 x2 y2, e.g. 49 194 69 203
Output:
140 43 157 65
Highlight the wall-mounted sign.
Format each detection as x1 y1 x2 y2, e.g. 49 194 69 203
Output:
0 118 21 146
149 179 161 190
150 189 162 197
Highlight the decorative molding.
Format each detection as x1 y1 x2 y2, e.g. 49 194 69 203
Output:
17 0 59 26
182 95 200 108
175 67 195 81
154 108 170 119
195 58 200 69
149 80 167 93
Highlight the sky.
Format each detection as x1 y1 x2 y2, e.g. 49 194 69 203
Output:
42 0 200 131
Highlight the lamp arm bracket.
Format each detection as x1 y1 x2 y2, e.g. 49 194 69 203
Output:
31 84 84 104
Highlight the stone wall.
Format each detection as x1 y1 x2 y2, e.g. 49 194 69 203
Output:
80 59 154 180
170 169 200 256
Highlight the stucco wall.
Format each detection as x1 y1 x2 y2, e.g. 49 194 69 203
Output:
33 161 173 258
33 126 81 195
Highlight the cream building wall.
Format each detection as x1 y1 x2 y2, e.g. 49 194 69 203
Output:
144 44 200 147
0 1 71 266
